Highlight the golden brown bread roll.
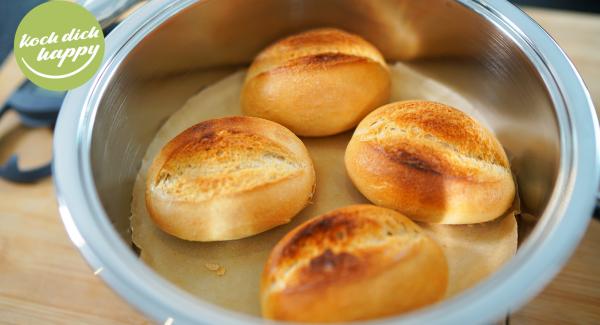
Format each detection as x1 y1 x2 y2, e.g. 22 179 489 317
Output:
241 28 391 137
261 204 448 322
145 116 315 241
345 100 516 224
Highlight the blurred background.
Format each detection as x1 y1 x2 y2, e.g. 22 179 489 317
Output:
2 0 599 63
513 0 600 12
2 0 600 62
0 0 598 324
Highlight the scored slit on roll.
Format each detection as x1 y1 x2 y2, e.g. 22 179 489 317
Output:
130 63 518 316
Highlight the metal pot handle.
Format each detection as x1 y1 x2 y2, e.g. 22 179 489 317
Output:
76 0 143 29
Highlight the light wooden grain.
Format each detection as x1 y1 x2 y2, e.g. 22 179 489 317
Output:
526 8 600 115
0 6 598 324
0 113 149 324
0 53 25 109
512 221 600 324
510 9 600 322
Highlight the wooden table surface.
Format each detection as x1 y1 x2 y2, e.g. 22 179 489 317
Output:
0 7 599 325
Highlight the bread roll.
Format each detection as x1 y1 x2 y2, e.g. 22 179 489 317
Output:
345 100 515 224
261 204 448 322
241 28 391 137
145 116 315 241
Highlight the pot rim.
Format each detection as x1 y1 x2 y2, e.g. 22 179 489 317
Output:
54 0 600 324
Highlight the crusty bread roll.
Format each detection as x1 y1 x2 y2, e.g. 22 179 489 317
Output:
241 28 391 137
145 116 315 241
261 204 448 322
345 100 515 224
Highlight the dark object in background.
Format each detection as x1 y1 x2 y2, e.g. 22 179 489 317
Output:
0 1 116 183
0 83 62 183
512 0 600 13
0 0 44 62
0 0 58 183
4 83 64 128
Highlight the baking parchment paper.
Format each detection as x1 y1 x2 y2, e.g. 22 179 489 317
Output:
131 63 518 316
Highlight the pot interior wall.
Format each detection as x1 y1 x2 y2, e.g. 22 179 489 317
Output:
88 0 559 245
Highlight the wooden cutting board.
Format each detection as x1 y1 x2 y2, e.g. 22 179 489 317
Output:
0 7 598 325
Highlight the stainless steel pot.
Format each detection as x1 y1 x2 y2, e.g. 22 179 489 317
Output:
54 0 600 324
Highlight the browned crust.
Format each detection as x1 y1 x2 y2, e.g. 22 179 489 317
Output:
254 28 385 63
261 205 448 321
279 209 364 259
241 28 390 137
382 145 439 173
345 100 516 224
241 28 390 136
246 28 387 80
346 141 454 222
263 52 369 77
263 205 415 287
265 28 373 51
242 52 390 136
145 116 316 241
147 116 300 192
150 116 264 168
369 101 510 168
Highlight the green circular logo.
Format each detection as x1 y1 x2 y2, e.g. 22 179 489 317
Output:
14 1 105 91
